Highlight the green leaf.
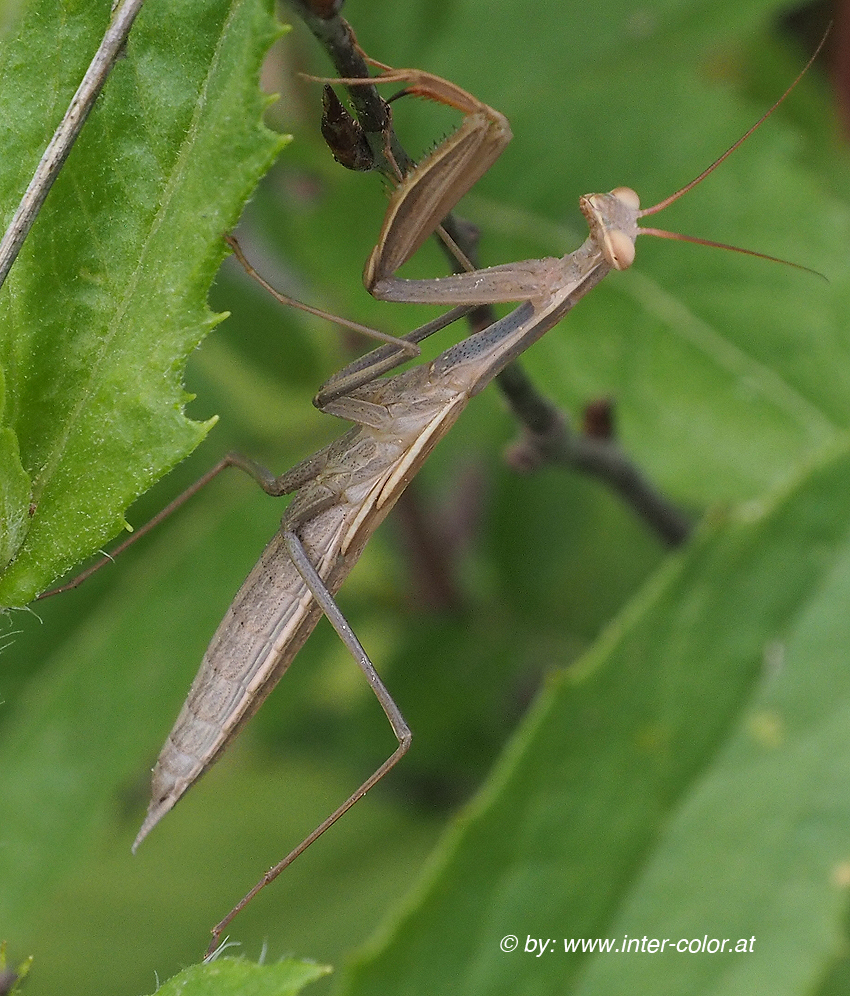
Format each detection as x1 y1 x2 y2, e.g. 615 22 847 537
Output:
0 363 30 570
148 957 330 996
342 439 850 996
0 0 286 605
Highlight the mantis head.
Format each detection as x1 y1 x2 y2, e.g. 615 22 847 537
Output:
578 28 828 278
580 187 641 271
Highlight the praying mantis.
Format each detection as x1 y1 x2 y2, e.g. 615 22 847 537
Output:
122 38 822 951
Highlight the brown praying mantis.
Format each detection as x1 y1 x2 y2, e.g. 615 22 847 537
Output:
56 37 823 952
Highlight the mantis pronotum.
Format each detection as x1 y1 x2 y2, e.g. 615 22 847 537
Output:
128 41 821 951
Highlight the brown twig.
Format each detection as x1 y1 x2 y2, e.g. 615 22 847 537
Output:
0 0 148 290
286 0 692 547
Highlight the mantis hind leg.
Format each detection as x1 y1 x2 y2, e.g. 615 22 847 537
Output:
206 526 411 956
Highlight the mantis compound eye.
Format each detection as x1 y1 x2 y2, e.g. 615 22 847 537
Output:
611 186 641 211
603 228 637 270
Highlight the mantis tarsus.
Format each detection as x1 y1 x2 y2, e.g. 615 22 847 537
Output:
124 40 823 951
